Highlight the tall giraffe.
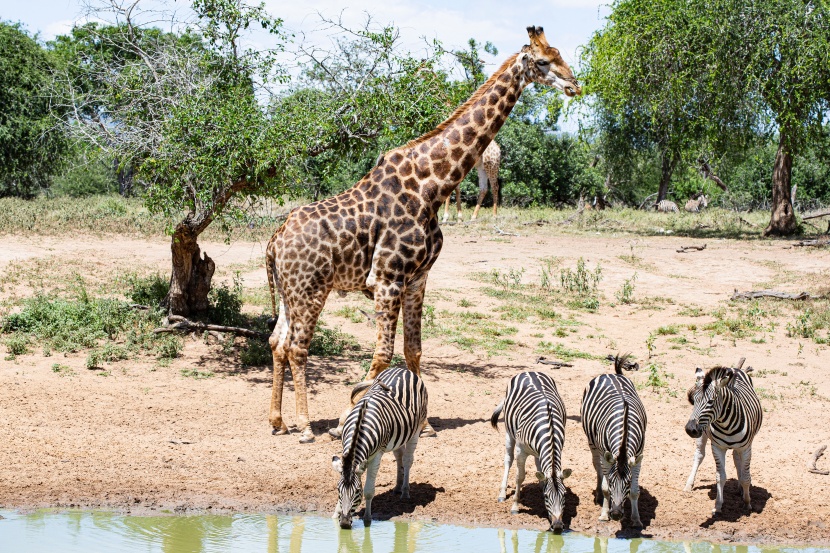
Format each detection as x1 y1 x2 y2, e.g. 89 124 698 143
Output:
266 26 581 442
442 139 502 222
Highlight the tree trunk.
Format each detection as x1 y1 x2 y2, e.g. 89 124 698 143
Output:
657 151 678 202
763 133 798 237
164 222 215 316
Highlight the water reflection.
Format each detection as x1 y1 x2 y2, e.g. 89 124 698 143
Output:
0 510 820 553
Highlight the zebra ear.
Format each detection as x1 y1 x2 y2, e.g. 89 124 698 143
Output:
332 456 343 474
603 451 615 465
716 368 734 388
559 468 572 480
355 462 366 476
535 471 547 483
628 454 643 467
694 367 704 382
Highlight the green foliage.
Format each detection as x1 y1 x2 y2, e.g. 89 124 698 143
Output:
50 146 119 197
308 322 358 356
786 306 830 344
535 341 599 361
644 363 668 390
559 258 602 295
180 368 214 379
126 273 170 307
208 276 244 326
616 273 637 304
0 22 68 197
3 333 31 357
240 338 271 366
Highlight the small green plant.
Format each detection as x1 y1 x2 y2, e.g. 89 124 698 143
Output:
646 332 656 359
423 304 437 327
491 268 525 289
51 363 75 377
3 333 30 357
125 273 170 307
240 339 272 366
180 368 214 379
457 299 473 308
154 335 183 360
309 322 358 356
208 274 244 327
333 306 365 324
615 273 637 305
86 343 130 369
559 258 602 295
535 341 598 361
645 363 667 389
655 325 679 335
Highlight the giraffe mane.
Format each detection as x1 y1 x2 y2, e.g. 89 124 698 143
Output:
400 53 523 150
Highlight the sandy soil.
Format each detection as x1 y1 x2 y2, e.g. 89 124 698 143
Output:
1 226 829 547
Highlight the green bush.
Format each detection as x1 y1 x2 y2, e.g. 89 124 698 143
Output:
125 273 170 307
240 338 271 366
309 323 358 356
208 275 244 326
4 332 30 356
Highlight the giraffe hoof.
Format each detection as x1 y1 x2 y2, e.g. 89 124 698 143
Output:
299 434 315 444
328 427 343 439
420 426 437 438
272 426 289 436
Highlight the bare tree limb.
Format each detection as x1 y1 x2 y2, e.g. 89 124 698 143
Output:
697 157 728 191
677 244 707 253
154 315 267 339
730 289 813 301
808 445 829 475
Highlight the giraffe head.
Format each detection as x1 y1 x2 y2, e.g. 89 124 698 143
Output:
522 26 581 97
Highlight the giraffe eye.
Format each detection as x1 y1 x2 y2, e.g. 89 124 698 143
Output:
537 60 549 67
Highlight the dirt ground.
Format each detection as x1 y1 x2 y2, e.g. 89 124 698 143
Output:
1 225 829 547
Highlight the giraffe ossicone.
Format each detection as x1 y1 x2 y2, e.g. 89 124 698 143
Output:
265 25 581 443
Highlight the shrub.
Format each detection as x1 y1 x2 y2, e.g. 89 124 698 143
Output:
125 273 169 307
240 339 271 366
208 275 244 327
309 323 358 356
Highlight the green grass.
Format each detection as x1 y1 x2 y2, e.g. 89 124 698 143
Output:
433 309 519 356
180 368 214 379
535 341 600 361
309 322 359 356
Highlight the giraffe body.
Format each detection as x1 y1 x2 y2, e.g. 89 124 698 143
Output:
442 140 502 222
266 26 580 442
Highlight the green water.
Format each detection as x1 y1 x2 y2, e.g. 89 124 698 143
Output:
0 510 823 553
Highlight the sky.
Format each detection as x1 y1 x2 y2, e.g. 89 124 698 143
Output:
1 0 612 129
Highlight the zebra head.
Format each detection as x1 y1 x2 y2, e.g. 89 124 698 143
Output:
685 366 733 438
602 450 644 520
332 455 364 529
535 468 572 532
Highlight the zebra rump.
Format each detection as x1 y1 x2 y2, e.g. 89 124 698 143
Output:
653 200 679 213
580 354 647 526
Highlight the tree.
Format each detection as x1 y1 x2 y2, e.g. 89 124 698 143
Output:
0 22 68 197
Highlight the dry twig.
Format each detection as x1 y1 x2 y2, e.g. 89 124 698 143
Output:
676 244 707 253
808 445 829 475
535 357 573 368
493 226 519 237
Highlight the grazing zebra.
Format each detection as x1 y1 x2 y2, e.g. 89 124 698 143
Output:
581 355 647 527
684 365 763 515
684 195 709 213
490 372 571 533
653 199 679 213
331 366 428 529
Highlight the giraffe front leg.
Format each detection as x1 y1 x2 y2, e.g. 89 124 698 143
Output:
711 443 728 515
364 281 403 381
442 194 452 223
402 274 435 437
268 303 290 435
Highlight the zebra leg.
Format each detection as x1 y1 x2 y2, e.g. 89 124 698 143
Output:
442 192 453 223
511 449 529 514
590 446 603 505
498 433 516 502
629 461 643 528
734 447 753 511
397 432 420 499
598 449 611 521
393 447 405 495
362 453 383 526
711 443 728 515
684 432 708 492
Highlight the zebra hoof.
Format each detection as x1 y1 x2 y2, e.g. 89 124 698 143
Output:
683 485 693 492
420 425 437 438
510 509 519 515
498 497 505 503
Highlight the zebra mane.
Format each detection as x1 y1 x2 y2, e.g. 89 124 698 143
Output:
546 401 557 479
702 366 735 392
342 396 369 478
618 401 629 471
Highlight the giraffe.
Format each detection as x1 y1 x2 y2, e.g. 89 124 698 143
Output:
442 139 502 222
265 26 581 443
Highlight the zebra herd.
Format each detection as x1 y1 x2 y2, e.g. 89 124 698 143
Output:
332 357 763 532
653 194 709 213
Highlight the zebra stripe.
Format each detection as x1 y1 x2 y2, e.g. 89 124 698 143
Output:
685 366 763 514
490 371 570 533
684 195 708 213
332 367 428 529
654 200 679 213
580 355 647 527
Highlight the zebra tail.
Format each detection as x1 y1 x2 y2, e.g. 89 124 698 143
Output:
343 395 369 474
613 352 632 375
350 380 374 404
490 400 504 430
619 401 629 466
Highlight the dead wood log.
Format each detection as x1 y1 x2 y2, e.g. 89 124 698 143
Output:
738 216 758 228
730 290 813 301
793 237 830 248
732 357 746 371
153 315 268 339
494 226 520 237
638 192 658 211
697 158 728 191
676 244 707 253
802 209 830 221
535 357 573 368
808 445 829 475
605 354 639 371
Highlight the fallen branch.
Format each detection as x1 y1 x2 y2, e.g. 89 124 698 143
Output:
697 158 728 191
737 216 758 228
808 445 829 475
605 354 639 371
535 357 573 368
558 206 584 226
154 315 268 339
522 219 550 227
793 237 830 248
494 226 519 237
802 209 830 221
730 290 813 301
638 192 658 211
677 244 707 253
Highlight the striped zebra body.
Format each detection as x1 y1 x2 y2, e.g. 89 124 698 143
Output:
654 200 679 213
490 372 571 532
684 195 708 213
332 367 428 529
580 355 647 527
685 366 762 514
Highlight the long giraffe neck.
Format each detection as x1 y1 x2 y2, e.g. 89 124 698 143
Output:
393 53 528 213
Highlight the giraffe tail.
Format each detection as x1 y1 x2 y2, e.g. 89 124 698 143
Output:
266 246 279 332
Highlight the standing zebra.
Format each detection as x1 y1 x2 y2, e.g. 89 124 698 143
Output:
685 365 763 515
653 199 680 213
490 372 571 533
684 195 709 213
581 355 647 527
331 367 428 529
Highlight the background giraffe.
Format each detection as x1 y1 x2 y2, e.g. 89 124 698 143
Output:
266 26 581 442
442 140 502 222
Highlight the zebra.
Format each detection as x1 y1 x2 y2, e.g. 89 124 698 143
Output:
490 371 571 533
331 366 428 529
580 354 647 527
653 199 679 213
684 195 709 213
684 365 763 515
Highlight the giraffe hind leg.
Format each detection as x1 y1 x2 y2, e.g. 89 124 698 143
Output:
268 298 290 435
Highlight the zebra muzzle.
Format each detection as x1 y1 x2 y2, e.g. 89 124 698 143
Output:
550 519 564 533
685 420 703 438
